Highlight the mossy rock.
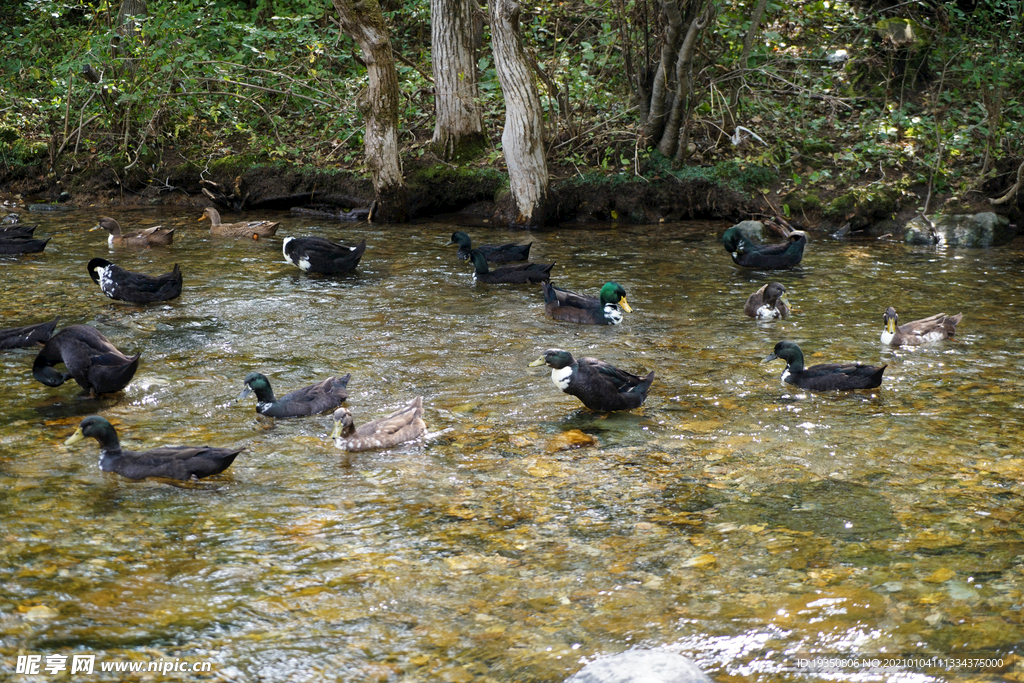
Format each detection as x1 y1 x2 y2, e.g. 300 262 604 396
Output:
904 212 1015 247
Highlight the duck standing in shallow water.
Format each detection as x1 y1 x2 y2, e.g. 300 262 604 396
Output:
92 216 174 247
237 372 350 418
468 249 553 284
881 307 962 346
764 341 885 391
529 348 655 411
448 230 532 263
32 325 140 395
744 282 791 319
331 397 427 452
282 236 366 274
542 281 632 325
199 207 279 239
722 225 806 269
88 258 183 303
64 415 243 481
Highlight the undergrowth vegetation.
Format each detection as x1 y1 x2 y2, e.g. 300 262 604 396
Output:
0 0 1021 213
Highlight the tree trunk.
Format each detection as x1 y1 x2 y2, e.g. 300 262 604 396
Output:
431 0 486 160
488 0 549 227
333 0 408 221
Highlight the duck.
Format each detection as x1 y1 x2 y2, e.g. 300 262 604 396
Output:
282 236 366 274
881 307 963 346
88 258 182 303
468 249 553 284
722 226 806 269
449 231 532 262
237 371 350 418
64 415 243 481
91 216 174 247
33 324 140 395
0 236 50 254
763 340 885 391
542 281 632 325
331 396 427 452
0 317 59 349
199 207 279 239
744 281 791 319
529 348 655 411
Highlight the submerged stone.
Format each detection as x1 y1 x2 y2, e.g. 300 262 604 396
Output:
565 650 712 683
904 212 1015 247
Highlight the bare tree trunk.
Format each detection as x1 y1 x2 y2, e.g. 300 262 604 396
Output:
658 6 710 160
642 0 683 143
488 0 549 227
333 0 408 221
431 0 486 160
724 0 769 130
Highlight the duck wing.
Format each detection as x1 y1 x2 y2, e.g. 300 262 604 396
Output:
573 358 655 410
898 312 962 343
356 397 425 440
795 362 886 391
0 237 50 254
287 237 366 274
478 242 532 263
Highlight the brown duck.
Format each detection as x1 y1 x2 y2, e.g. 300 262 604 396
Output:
199 207 279 240
92 216 174 247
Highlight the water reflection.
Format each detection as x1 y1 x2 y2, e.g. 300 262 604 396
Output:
2 208 1023 681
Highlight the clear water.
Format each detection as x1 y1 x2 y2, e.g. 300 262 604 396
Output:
1 209 1022 682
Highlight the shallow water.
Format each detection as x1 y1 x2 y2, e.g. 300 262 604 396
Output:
1 208 1022 682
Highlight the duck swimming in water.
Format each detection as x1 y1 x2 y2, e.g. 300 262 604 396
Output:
92 216 174 247
282 236 366 274
722 226 806 269
763 341 885 391
744 282 791 319
529 348 655 411
199 207 279 239
542 281 632 325
88 258 183 303
331 397 427 452
468 249 553 284
880 307 962 347
448 231 532 263
64 415 243 481
237 372 350 418
0 317 59 349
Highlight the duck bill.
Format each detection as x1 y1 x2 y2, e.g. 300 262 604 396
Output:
619 298 633 313
779 293 791 308
236 386 254 402
886 317 896 335
528 356 547 367
88 225 101 232
64 427 85 446
330 420 344 439
763 353 779 363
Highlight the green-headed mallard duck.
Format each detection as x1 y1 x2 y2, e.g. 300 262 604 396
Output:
0 317 58 349
92 216 174 247
722 226 806 269
282 236 366 274
449 231 532 262
764 341 885 391
64 415 243 481
33 325 140 395
468 249 553 284
744 282 791 319
529 348 655 411
88 258 182 303
0 236 50 254
881 307 963 347
542 281 632 325
331 396 427 452
199 207 279 240
237 371 350 418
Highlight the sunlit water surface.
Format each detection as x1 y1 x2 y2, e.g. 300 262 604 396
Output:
1 209 1022 682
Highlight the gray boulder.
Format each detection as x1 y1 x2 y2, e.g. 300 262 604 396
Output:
904 212 1014 247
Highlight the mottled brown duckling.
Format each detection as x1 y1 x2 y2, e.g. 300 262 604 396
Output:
744 282 791 319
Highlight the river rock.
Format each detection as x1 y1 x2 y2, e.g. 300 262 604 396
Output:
565 650 712 683
904 212 1014 247
727 220 765 242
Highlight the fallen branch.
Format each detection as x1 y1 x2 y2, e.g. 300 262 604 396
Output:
989 159 1023 205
